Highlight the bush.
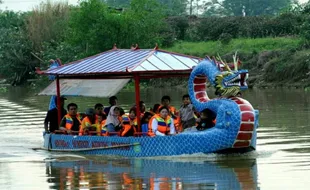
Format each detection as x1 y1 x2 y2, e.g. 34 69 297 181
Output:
219 33 233 45
166 14 304 42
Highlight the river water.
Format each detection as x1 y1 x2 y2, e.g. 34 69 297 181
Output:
0 87 309 190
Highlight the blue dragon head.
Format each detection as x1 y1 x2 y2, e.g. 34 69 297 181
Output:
213 54 249 97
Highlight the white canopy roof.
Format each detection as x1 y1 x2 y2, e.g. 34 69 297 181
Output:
38 79 130 97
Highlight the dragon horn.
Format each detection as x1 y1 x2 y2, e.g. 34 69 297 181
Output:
233 51 238 71
217 53 231 72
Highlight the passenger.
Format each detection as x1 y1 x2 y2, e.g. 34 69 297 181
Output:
119 107 125 117
103 96 118 115
94 103 107 121
196 109 216 131
44 96 67 133
160 96 177 118
105 106 122 134
150 103 160 115
139 101 146 116
149 106 176 136
132 101 146 118
141 112 154 125
97 113 107 136
80 108 98 135
59 103 82 135
121 108 137 137
179 94 197 131
141 112 154 135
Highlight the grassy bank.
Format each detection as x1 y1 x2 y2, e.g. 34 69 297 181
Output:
164 37 310 89
166 37 302 57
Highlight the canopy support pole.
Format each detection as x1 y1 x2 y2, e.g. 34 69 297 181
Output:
56 75 62 126
134 74 141 132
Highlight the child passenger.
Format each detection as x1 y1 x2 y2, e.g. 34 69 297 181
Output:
179 94 197 131
183 108 216 132
196 109 216 131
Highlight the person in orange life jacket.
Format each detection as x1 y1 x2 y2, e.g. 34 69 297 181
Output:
150 103 160 115
141 112 154 135
96 113 108 136
103 96 118 115
106 106 122 134
132 101 146 119
160 95 177 119
179 94 197 131
121 108 137 137
150 106 176 136
80 108 98 135
94 103 107 122
44 96 67 133
59 103 82 134
196 108 216 131
139 101 146 117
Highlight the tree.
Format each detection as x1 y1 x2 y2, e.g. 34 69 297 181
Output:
105 0 188 15
127 0 166 47
0 11 34 85
158 0 188 15
104 0 130 8
204 0 295 16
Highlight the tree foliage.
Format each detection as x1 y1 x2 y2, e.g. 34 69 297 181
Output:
65 0 165 56
1 0 310 85
204 0 295 16
105 0 188 15
0 11 34 85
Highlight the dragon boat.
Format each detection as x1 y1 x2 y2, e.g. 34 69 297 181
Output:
38 47 259 157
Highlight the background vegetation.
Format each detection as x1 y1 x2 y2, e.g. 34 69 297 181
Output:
0 0 309 88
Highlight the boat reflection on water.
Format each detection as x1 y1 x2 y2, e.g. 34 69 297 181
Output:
45 156 258 190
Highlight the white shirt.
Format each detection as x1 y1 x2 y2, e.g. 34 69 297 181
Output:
151 117 176 136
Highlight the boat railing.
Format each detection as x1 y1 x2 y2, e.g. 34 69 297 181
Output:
52 130 149 137
53 130 79 135
134 132 148 137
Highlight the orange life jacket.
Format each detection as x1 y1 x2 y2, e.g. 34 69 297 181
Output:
80 116 92 135
158 105 177 115
148 116 156 137
64 114 82 132
149 114 172 136
95 113 106 123
121 115 137 137
100 120 107 136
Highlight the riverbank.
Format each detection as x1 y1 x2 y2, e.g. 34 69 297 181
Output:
165 37 310 89
2 37 310 91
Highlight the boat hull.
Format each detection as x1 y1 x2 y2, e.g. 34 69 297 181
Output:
43 126 257 157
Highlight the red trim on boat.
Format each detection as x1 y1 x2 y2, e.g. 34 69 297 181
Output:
240 123 254 131
237 133 253 140
194 84 206 91
241 112 255 122
233 141 250 148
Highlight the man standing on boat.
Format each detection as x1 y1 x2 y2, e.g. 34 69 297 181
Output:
59 103 82 134
44 96 67 133
104 96 118 115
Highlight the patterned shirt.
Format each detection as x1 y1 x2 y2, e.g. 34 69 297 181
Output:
179 104 195 122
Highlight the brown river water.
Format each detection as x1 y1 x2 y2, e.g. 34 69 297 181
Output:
0 87 309 190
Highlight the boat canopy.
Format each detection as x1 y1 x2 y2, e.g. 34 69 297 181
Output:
37 46 202 126
39 48 201 79
39 79 130 97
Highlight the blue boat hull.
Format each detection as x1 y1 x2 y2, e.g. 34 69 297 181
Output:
43 125 257 157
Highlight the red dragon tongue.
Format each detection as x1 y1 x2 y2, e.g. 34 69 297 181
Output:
240 73 246 86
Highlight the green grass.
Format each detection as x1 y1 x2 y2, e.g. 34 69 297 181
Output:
165 37 302 57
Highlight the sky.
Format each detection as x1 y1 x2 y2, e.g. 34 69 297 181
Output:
0 0 309 12
0 0 79 12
